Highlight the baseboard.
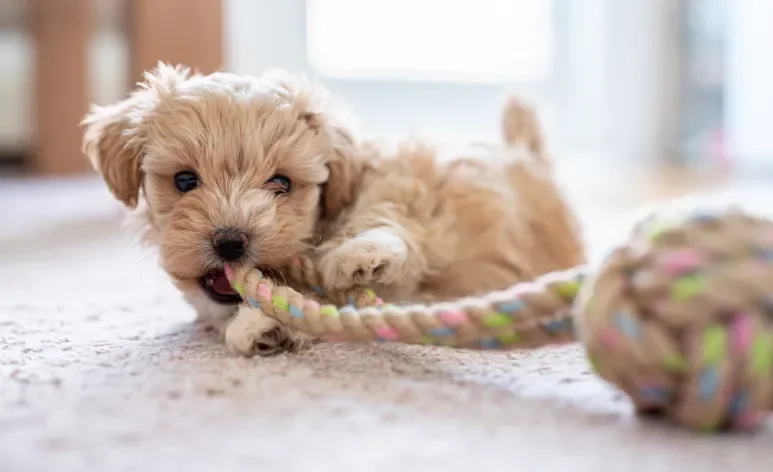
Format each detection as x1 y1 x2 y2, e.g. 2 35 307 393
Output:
0 149 26 176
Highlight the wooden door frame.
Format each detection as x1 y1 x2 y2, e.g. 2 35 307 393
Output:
29 0 223 175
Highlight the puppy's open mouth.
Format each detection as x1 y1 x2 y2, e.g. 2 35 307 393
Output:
198 269 242 304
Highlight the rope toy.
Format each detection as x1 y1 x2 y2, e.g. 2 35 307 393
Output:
225 201 773 432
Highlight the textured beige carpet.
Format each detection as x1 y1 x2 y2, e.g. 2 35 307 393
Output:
1 176 771 472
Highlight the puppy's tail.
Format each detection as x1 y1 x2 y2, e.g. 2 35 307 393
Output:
501 97 546 160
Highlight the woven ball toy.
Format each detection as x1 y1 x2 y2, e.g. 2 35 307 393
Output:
225 200 773 432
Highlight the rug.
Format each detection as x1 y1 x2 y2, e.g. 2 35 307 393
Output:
0 176 770 472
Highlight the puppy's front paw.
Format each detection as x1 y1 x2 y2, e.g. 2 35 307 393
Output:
318 228 407 290
224 306 307 357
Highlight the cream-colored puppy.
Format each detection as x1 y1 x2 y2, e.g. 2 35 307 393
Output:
83 63 585 356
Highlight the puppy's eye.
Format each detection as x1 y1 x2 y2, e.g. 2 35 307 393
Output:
265 174 291 194
174 171 199 193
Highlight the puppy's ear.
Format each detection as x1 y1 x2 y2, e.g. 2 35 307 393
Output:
81 62 191 208
82 98 146 208
321 130 363 218
261 69 363 217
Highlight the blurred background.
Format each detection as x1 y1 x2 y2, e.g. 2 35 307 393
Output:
1 0 771 233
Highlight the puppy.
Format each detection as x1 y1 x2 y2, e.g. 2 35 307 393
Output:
83 63 586 356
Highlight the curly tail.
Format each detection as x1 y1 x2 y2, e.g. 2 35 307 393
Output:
501 97 546 160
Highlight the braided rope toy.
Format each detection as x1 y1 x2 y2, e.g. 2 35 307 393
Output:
225 201 773 432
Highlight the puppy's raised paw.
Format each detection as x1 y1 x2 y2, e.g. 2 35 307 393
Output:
317 228 407 291
224 306 307 357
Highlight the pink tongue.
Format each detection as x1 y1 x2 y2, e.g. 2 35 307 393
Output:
211 274 237 295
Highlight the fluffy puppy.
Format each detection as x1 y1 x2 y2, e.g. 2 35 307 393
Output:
83 63 586 356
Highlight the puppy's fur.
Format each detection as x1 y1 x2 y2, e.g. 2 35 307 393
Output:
83 63 586 356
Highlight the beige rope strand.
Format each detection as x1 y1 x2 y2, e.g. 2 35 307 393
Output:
227 263 585 350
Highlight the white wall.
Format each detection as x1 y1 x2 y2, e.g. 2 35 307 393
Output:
557 0 681 165
726 0 773 167
225 0 309 75
225 0 550 146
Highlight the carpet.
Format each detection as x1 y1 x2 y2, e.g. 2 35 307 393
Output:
1 176 771 472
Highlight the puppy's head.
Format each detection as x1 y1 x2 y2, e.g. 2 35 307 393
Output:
83 63 361 317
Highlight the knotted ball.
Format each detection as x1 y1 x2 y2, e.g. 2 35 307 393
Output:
576 202 773 431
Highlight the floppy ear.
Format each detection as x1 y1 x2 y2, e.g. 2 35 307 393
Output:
320 129 364 218
82 98 146 208
261 69 364 218
81 62 191 208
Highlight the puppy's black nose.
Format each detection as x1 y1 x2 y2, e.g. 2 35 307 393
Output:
212 229 247 261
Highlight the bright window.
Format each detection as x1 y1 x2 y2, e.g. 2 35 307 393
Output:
306 0 554 83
